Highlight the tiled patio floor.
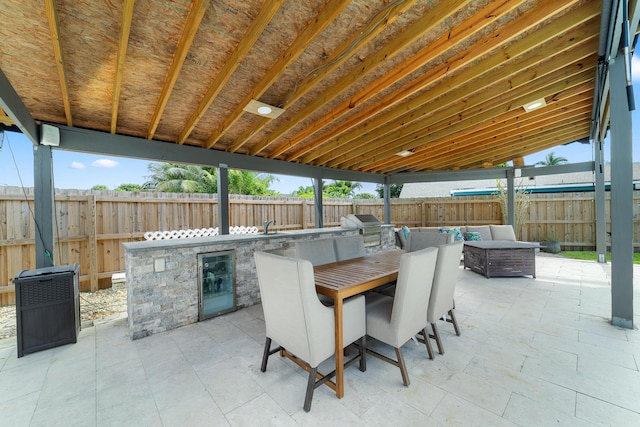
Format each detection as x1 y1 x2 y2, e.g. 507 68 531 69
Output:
1 255 639 426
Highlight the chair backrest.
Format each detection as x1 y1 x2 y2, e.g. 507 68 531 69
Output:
254 252 334 366
294 239 338 266
407 231 453 251
427 242 464 323
334 235 366 261
390 247 439 346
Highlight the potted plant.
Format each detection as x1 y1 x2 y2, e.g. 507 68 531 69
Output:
541 233 561 254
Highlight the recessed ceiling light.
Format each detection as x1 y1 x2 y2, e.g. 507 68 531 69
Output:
395 150 414 157
243 99 285 119
523 98 547 112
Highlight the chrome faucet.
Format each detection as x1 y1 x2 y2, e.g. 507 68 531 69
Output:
264 220 276 234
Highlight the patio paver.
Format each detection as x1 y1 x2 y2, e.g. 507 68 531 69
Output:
0 255 639 426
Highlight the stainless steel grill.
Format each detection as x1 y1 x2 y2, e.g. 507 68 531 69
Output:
340 214 381 247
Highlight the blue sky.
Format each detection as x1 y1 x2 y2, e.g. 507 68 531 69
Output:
1 56 639 195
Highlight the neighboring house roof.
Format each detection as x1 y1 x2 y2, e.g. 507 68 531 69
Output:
399 163 640 198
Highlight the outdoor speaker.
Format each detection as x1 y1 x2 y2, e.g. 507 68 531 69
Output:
40 124 60 146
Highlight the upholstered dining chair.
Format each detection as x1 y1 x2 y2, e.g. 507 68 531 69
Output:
364 247 438 386
334 235 366 261
421 241 464 355
294 239 337 266
254 251 366 412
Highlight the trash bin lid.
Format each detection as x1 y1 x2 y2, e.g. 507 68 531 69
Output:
15 263 79 280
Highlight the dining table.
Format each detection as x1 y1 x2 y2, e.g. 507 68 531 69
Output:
313 249 404 398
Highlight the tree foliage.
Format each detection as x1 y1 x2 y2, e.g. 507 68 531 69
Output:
375 184 403 198
144 163 277 195
91 185 109 191
291 180 364 199
114 183 144 192
535 151 568 166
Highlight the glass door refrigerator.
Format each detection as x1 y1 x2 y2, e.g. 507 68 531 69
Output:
197 250 236 320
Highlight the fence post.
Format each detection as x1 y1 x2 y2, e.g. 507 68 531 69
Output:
88 194 98 292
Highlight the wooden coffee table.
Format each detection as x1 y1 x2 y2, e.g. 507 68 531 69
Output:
463 241 538 278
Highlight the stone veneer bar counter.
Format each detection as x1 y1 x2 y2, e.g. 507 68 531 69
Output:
122 226 395 339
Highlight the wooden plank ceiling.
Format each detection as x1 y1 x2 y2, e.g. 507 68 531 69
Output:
0 0 606 174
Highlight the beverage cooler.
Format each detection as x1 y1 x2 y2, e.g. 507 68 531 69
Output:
197 251 236 320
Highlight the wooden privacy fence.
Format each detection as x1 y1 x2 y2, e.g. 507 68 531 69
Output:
1 186 638 305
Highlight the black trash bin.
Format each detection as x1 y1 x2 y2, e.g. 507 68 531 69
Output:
14 264 80 357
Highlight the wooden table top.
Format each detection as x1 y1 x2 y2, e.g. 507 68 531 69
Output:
314 250 404 299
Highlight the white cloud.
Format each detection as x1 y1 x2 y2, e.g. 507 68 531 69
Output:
70 162 86 169
92 159 119 168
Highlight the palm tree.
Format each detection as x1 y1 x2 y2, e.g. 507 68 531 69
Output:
324 180 362 198
145 163 278 195
228 170 277 195
535 151 568 166
375 184 403 198
145 163 217 193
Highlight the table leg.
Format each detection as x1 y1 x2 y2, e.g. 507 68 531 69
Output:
334 297 344 398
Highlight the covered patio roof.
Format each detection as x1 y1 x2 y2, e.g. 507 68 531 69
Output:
0 0 625 174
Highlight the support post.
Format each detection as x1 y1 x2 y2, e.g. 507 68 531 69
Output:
88 194 98 291
594 139 607 262
217 164 229 235
506 168 515 227
383 175 391 225
33 144 55 268
313 177 323 228
609 54 634 329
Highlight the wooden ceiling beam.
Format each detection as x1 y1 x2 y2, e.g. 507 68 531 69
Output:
146 0 209 139
330 36 596 167
177 0 284 145
111 0 136 134
0 107 15 125
226 0 421 154
45 0 72 126
274 0 524 160
300 2 599 164
436 122 590 171
248 0 473 156
373 95 593 173
377 102 592 172
346 70 595 172
205 0 348 150
360 82 595 172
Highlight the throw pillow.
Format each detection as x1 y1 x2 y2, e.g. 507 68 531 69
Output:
464 231 482 241
439 227 464 241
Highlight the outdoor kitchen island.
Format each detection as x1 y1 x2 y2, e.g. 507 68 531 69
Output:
122 225 395 340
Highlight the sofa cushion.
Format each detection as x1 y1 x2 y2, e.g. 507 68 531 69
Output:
490 225 517 241
466 225 492 241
